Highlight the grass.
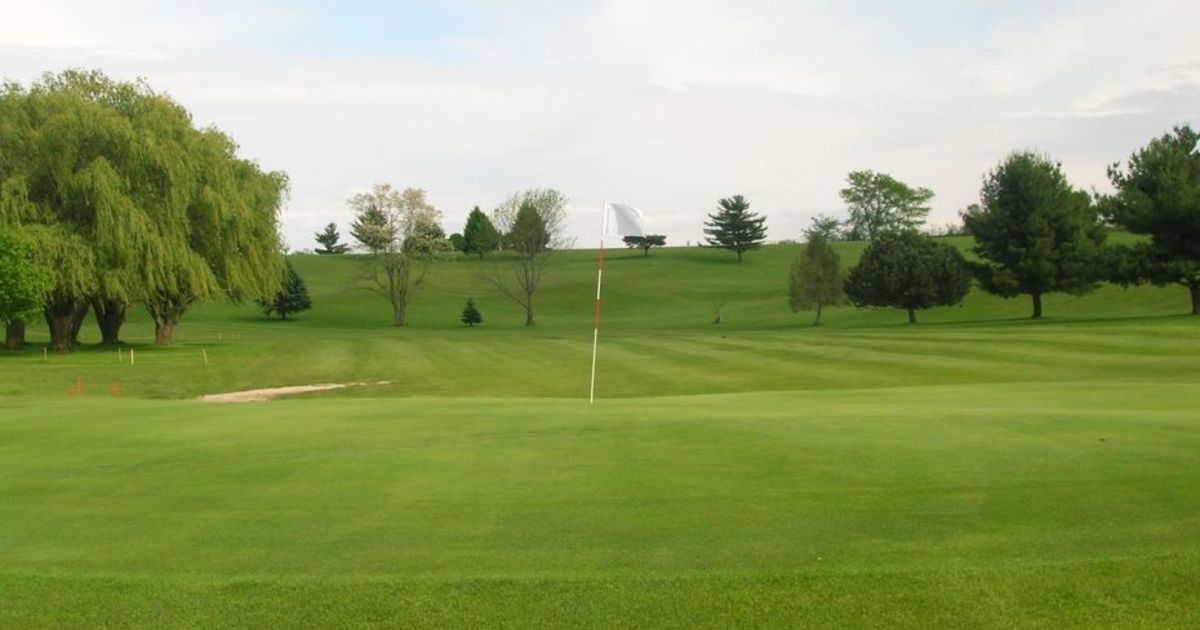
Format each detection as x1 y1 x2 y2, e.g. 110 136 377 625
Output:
2 241 1198 627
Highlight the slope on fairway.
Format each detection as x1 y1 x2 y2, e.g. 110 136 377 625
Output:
2 239 1199 627
2 381 1199 626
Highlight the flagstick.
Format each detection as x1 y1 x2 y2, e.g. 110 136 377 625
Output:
589 201 609 404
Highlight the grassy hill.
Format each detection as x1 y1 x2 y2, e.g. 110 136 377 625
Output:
1 239 1196 400
2 239 1198 627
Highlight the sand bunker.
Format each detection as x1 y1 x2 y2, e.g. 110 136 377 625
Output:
198 381 388 403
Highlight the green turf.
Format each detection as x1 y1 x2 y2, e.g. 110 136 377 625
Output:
2 241 1198 627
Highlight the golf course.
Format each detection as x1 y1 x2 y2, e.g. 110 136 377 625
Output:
2 241 1198 627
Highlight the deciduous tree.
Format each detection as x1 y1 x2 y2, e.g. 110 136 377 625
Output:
0 230 51 350
491 189 569 248
789 233 845 325
840 171 933 240
0 70 285 348
622 234 666 256
349 185 400 252
804 214 845 242
845 231 971 324
486 196 563 326
351 185 447 326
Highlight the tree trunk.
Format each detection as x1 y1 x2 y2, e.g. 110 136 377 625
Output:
154 320 177 346
907 307 917 324
147 300 188 346
737 249 744 263
69 304 88 346
392 304 407 326
814 302 823 325
93 299 127 345
1031 292 1043 320
5 320 25 351
1190 281 1200 316
45 299 86 351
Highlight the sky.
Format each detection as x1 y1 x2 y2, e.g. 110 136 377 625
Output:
2 0 1198 250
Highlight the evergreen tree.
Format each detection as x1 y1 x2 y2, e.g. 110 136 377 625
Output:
845 231 971 324
448 233 466 252
314 223 350 254
1104 125 1200 315
622 234 667 256
461 297 482 327
349 187 398 252
257 259 312 320
462 206 500 258
963 152 1105 319
789 233 845 325
703 195 767 262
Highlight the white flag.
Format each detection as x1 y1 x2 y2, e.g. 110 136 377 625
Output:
607 202 644 237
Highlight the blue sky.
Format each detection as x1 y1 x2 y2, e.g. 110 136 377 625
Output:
2 0 1197 249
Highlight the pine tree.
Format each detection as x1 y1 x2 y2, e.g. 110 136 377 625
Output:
1104 125 1200 316
703 195 767 262
461 297 482 327
349 191 396 252
258 259 312 320
963 152 1104 319
462 206 500 258
314 223 350 254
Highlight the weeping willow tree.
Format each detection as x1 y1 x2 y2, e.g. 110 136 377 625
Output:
0 229 52 350
0 70 285 349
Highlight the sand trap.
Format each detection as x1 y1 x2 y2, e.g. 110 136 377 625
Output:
198 381 389 403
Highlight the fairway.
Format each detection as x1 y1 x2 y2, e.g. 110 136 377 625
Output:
2 245 1200 627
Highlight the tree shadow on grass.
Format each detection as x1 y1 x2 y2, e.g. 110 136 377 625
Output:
831 311 1199 332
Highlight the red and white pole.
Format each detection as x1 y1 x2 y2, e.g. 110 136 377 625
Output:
589 201 609 404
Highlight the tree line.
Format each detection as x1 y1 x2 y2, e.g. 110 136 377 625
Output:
2 70 1197 344
314 184 571 327
0 70 287 351
788 130 1200 323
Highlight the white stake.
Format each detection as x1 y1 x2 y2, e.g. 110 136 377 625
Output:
130 348 135 366
202 349 208 366
589 201 610 404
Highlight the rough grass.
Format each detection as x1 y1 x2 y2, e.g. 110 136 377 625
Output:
1 241 1198 627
